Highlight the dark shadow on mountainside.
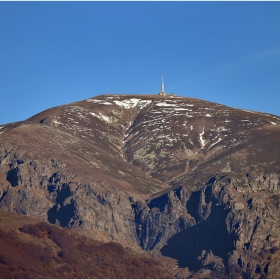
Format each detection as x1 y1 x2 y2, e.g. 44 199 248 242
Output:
160 205 235 271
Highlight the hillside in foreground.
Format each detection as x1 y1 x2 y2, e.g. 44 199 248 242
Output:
0 94 280 278
0 211 172 279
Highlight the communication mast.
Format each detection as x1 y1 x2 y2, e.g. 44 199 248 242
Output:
158 75 166 96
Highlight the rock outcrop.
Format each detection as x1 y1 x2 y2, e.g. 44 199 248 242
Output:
134 173 280 278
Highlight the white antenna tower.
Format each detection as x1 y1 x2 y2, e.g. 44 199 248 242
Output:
158 75 166 95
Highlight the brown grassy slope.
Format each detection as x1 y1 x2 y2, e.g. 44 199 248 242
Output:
0 211 173 279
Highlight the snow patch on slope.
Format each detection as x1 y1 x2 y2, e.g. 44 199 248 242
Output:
209 137 222 149
199 128 206 148
155 102 178 107
137 100 152 109
90 112 112 123
113 98 140 109
86 99 112 105
87 97 152 110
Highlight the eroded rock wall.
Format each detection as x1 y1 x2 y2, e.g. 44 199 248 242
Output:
134 173 280 278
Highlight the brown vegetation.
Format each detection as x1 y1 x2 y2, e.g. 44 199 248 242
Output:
0 222 172 279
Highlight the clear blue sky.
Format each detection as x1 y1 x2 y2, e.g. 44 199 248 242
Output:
0 1 280 125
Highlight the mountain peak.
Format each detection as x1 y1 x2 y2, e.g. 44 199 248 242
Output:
1 94 280 278
1 94 280 194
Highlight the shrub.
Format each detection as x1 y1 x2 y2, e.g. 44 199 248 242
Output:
19 224 42 237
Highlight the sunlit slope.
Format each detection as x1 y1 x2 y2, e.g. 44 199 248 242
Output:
1 94 280 196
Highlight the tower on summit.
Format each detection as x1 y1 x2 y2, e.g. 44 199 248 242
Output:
158 75 166 96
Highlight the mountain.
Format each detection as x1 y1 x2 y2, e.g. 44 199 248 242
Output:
1 94 280 278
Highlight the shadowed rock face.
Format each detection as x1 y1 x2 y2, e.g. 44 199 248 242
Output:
1 94 280 278
160 205 234 270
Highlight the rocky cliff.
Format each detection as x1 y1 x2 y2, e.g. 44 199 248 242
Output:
1 94 280 278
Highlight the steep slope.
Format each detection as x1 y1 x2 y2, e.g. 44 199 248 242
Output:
0 94 280 278
0 211 172 279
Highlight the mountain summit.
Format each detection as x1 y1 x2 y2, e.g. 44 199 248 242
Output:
1 94 280 278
